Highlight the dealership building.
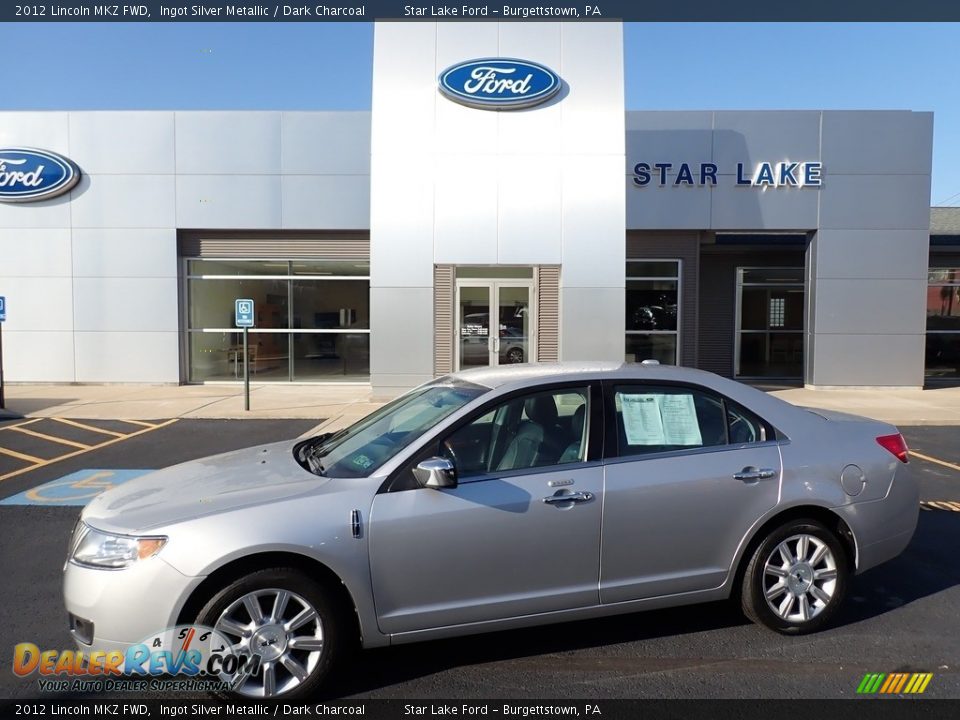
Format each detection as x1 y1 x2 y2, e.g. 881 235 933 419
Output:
0 22 957 396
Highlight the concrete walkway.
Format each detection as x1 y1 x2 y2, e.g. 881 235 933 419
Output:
1 381 959 429
0 384 382 434
768 385 960 426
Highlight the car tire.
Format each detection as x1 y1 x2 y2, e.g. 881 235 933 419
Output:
741 519 849 635
506 347 524 364
196 567 343 699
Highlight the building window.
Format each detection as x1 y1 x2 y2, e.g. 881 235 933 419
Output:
926 267 960 380
185 259 370 382
625 260 680 365
735 267 804 379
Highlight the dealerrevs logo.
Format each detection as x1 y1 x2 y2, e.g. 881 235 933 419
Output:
438 58 561 110
0 148 79 202
13 625 257 692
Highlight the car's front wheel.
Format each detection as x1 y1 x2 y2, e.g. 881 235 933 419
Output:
196 568 342 699
741 519 849 635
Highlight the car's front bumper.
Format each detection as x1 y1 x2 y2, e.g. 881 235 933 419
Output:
63 556 204 654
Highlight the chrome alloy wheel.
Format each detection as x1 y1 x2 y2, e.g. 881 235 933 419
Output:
213 588 324 698
762 534 838 623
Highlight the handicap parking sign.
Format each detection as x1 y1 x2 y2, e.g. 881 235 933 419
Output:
0 296 5 322
235 298 255 328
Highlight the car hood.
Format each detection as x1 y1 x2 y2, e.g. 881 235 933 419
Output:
81 440 327 534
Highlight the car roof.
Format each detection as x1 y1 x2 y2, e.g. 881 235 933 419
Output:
450 361 723 389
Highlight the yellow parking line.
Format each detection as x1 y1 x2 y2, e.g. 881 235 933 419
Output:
50 418 126 438
912 451 960 474
921 500 960 512
0 446 45 464
0 419 177 483
117 420 159 429
0 418 43 432
8 426 91 450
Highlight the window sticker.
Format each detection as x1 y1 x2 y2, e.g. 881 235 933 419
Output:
620 395 665 445
619 393 703 447
657 394 703 445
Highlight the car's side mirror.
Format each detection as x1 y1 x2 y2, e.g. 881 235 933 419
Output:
413 456 458 489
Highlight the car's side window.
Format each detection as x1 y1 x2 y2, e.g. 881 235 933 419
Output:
613 385 728 457
442 387 590 479
726 401 767 444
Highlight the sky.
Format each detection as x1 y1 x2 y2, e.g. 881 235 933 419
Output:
2 22 957 204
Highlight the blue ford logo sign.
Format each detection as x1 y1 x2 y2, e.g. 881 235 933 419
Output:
0 148 80 203
438 58 561 110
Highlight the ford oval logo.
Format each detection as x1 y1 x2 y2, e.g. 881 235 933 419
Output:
0 148 80 203
438 58 562 110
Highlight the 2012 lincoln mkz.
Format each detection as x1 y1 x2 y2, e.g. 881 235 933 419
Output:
63 362 919 698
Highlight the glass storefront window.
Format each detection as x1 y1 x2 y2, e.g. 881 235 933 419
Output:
188 260 371 277
625 259 680 364
188 260 289 276
292 333 370 381
736 267 805 379
626 261 679 279
185 259 370 382
292 279 369 330
188 278 289 330
926 267 960 379
625 334 677 366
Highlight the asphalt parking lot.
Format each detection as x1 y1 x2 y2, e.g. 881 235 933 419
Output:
0 418 957 700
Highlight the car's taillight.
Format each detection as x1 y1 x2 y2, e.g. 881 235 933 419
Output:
876 433 909 463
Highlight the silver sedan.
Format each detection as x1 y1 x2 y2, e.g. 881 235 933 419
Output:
63 362 918 699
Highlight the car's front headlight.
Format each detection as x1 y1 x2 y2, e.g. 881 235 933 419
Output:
70 524 167 570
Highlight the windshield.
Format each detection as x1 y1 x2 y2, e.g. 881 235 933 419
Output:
302 380 488 478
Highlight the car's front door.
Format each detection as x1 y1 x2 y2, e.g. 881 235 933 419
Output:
369 384 603 635
599 382 782 603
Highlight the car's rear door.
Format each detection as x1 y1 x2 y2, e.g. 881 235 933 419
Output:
369 383 604 635
600 381 782 603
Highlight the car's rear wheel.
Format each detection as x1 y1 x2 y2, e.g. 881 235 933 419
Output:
196 568 342 699
741 519 849 635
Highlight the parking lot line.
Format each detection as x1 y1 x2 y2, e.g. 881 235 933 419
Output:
50 418 127 438
920 501 960 512
8 425 91 450
911 450 960 474
0 446 45 464
0 418 43 433
118 419 160 429
0 419 178 484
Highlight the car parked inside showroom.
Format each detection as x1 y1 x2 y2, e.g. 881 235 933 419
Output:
64 362 918 699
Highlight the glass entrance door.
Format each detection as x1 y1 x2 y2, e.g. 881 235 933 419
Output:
735 267 805 379
457 282 533 370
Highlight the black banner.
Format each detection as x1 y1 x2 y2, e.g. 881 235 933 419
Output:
1 700 959 720
4 0 960 22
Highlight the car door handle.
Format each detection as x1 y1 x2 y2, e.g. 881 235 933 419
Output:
733 467 777 481
542 491 594 504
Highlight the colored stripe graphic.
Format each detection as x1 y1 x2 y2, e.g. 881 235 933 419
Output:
858 672 933 694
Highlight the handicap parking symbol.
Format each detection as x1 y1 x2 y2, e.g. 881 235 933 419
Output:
0 469 152 506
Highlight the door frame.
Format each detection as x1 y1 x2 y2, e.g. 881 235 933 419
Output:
454 278 537 371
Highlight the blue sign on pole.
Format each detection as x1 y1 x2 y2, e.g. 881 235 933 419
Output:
235 298 254 328
0 296 5 322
